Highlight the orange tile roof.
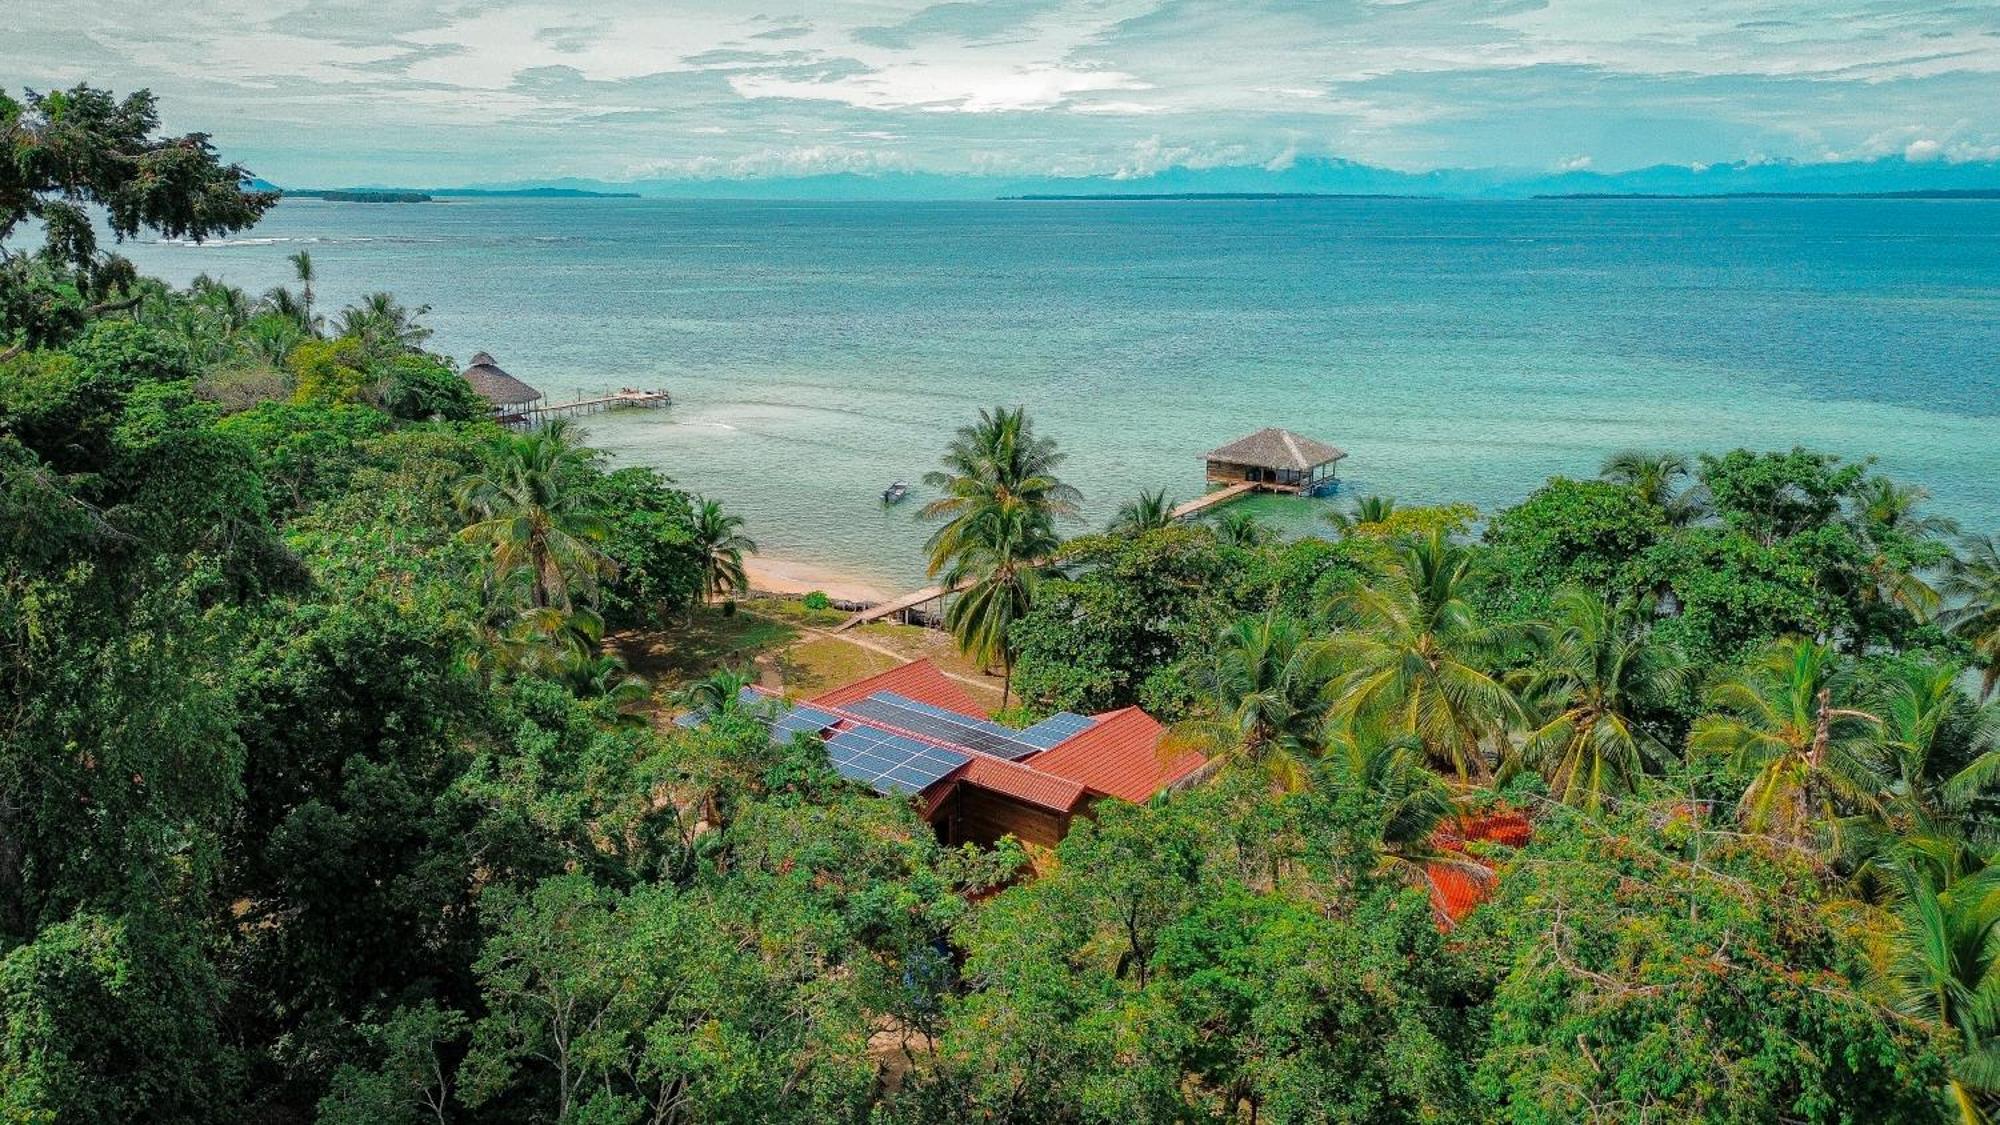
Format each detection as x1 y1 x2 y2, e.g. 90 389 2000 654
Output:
807 659 988 718
1025 707 1207 803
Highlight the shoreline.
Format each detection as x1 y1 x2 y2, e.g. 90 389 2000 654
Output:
742 555 895 605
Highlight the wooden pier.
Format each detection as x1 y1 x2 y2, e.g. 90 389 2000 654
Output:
834 576 977 632
507 388 672 428
1169 481 1259 520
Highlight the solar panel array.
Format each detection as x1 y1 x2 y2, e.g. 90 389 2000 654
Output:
824 726 971 795
1017 711 1096 749
770 704 839 743
842 691 1045 761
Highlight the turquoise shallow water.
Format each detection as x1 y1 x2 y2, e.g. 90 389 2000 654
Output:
117 197 2000 591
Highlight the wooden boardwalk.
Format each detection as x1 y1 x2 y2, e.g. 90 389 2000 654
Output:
835 576 977 632
1169 481 1258 520
512 389 672 427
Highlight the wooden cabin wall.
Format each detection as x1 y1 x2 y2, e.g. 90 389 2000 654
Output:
933 786 1071 849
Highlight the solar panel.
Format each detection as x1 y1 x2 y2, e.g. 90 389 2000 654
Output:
842 691 1044 760
1017 712 1096 748
770 704 839 742
823 725 970 795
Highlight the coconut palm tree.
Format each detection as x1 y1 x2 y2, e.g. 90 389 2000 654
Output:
455 419 613 611
689 497 757 605
1855 664 2000 874
1600 449 1703 525
1165 612 1338 792
289 249 317 330
1689 636 1885 847
941 502 1059 711
1883 863 2000 1123
1323 494 1396 538
1322 529 1522 782
1846 476 1956 643
1322 724 1474 884
335 291 433 357
1108 488 1175 535
919 405 1080 578
1512 589 1691 811
1214 508 1274 549
1943 536 2000 701
673 666 759 718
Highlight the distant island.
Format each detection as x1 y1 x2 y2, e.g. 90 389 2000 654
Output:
1536 188 2000 201
285 189 434 203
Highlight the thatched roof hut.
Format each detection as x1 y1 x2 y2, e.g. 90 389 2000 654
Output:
1204 427 1346 493
460 352 542 411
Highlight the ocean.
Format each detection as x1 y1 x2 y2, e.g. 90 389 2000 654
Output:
117 196 2000 593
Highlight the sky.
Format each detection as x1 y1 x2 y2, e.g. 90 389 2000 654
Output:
10 0 2000 187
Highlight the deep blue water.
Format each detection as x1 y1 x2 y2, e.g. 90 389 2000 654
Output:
117 197 2000 589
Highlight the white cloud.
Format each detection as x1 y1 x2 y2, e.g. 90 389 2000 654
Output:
1555 153 1593 171
5 0 1998 182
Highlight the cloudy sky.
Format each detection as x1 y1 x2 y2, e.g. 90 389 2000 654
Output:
10 0 2000 186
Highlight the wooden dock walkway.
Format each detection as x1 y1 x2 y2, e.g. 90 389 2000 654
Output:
834 576 976 632
1169 481 1259 520
512 389 672 427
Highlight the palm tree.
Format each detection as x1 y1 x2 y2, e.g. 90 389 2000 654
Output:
1847 476 1956 642
1864 664 2000 863
919 405 1080 578
1323 495 1396 538
1883 863 2000 1122
335 291 433 356
1943 536 2000 701
1600 449 1703 525
1512 590 1691 811
673 666 759 718
941 503 1059 711
690 498 757 605
1322 724 1474 886
1322 529 1521 782
1108 488 1174 535
288 249 317 330
1165 612 1337 792
1689 637 1884 846
921 407 1078 708
1214 509 1274 549
455 419 614 610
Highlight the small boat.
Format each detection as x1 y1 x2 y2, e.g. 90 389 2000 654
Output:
881 481 909 504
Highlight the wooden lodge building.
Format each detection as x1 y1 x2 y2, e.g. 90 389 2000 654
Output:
1204 427 1347 496
686 658 1528 925
714 660 1208 849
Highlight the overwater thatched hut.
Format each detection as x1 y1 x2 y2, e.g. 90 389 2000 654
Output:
1204 427 1346 495
460 352 543 415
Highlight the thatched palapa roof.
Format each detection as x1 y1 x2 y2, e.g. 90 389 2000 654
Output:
460 351 543 407
1205 427 1346 471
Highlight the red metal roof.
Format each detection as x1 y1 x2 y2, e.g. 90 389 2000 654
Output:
956 756 1089 812
807 659 988 718
1425 861 1497 924
1426 808 1532 926
1025 707 1206 803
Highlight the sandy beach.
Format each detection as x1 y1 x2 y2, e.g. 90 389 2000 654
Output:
743 555 895 604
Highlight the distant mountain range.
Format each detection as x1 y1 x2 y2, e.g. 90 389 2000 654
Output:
250 156 2000 202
